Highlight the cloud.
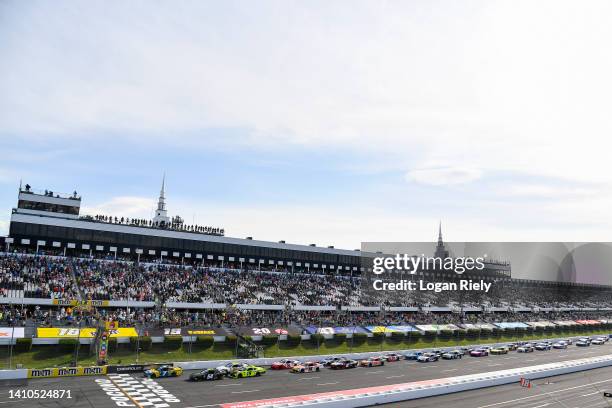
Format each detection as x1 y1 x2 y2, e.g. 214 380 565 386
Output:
406 167 482 186
81 196 156 219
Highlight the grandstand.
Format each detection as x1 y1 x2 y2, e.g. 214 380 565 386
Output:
1 182 612 332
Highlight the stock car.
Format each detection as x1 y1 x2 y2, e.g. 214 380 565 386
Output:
592 338 606 345
535 343 552 351
330 358 359 369
517 344 535 353
441 350 463 360
320 357 344 367
359 356 385 367
384 353 402 362
490 347 509 355
189 368 224 381
229 365 266 378
553 342 568 349
417 352 439 362
562 339 573 345
291 362 321 373
216 362 248 376
144 365 183 378
576 339 591 347
470 348 489 357
403 351 423 360
271 359 301 370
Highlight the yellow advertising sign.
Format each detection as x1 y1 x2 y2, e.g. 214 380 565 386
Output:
108 328 138 338
36 328 97 338
27 366 106 378
367 326 394 333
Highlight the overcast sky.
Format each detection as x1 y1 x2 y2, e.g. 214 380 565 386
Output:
1 1 612 250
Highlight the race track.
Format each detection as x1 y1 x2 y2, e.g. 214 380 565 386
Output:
2 343 612 408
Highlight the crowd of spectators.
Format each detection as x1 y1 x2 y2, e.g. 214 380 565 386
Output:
0 253 611 331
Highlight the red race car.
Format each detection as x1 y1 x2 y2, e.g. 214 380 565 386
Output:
359 356 385 367
384 353 402 362
271 359 301 370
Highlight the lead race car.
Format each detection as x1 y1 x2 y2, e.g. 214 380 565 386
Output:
144 365 183 378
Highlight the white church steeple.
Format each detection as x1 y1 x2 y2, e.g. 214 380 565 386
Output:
152 174 170 225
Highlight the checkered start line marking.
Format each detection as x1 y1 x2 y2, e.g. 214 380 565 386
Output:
96 374 181 408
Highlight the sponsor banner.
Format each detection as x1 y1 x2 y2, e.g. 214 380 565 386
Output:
108 328 138 338
305 326 368 335
239 327 291 336
365 325 418 333
494 322 530 329
527 321 556 328
460 323 497 330
106 364 146 374
37 327 97 338
52 299 110 307
184 327 226 336
575 319 602 325
554 320 577 326
0 327 24 338
28 366 107 378
415 324 461 332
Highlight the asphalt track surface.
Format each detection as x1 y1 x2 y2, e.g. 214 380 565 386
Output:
2 343 612 408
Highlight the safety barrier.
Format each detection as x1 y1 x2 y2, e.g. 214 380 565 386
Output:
221 353 612 408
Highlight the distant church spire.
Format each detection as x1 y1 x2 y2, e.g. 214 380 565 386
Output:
434 221 449 259
152 174 170 225
158 174 166 212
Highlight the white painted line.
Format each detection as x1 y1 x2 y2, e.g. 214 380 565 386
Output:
297 376 320 380
365 370 385 374
442 369 458 372
317 382 339 386
231 390 260 394
386 375 405 379
579 391 599 397
529 404 550 408
216 383 243 387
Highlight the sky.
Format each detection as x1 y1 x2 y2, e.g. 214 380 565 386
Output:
1 1 612 250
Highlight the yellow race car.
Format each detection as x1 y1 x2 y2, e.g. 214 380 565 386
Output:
144 365 183 378
229 365 266 378
490 347 509 355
